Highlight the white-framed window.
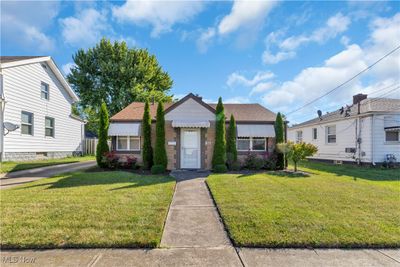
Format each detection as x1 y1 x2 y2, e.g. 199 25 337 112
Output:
21 111 34 135
45 117 55 137
117 136 140 151
296 131 303 143
326 125 336 144
41 82 49 100
312 128 317 140
385 131 399 142
237 137 266 151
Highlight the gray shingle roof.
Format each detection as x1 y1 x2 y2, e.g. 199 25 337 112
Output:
291 98 400 128
0 56 46 64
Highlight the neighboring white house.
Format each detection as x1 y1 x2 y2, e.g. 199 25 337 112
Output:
288 94 400 165
0 56 85 161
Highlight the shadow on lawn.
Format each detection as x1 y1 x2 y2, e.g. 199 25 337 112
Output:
237 170 310 179
16 171 174 191
297 161 400 181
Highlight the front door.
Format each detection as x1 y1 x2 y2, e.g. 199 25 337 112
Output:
181 129 201 169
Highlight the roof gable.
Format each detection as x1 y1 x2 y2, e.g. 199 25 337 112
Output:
0 56 79 102
165 94 216 121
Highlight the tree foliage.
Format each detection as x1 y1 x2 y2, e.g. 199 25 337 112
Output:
67 38 173 118
277 141 318 172
96 102 109 167
154 102 167 168
212 97 226 168
274 112 285 169
226 114 238 168
142 100 153 170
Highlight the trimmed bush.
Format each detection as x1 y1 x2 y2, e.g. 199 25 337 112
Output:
154 102 168 168
230 161 241 171
102 152 137 169
213 164 228 173
96 102 109 168
151 164 166 174
244 153 264 170
142 100 153 170
212 97 226 168
226 114 238 170
275 112 285 170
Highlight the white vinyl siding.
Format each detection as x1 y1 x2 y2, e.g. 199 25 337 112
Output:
2 62 84 153
165 98 215 121
117 136 140 151
237 137 266 151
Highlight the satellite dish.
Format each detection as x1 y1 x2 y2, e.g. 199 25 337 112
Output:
3 122 19 136
317 110 322 120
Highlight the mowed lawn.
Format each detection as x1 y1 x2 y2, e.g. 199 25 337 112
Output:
207 162 400 248
0 155 95 173
1 171 175 248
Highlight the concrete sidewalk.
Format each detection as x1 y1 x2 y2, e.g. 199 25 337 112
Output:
0 161 96 189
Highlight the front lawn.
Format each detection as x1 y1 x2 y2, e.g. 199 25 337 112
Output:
207 162 400 248
0 156 95 173
1 171 175 248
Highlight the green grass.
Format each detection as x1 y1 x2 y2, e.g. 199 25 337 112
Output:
0 171 175 248
207 161 400 248
0 156 95 173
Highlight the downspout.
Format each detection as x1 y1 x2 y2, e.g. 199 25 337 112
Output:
371 114 375 165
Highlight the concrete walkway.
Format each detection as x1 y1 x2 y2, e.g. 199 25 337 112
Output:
1 169 399 266
0 161 96 189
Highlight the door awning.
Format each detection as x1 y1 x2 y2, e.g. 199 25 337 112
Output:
385 126 400 132
237 124 275 137
172 120 210 128
108 123 141 136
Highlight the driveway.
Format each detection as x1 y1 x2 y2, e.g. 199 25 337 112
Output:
0 161 96 189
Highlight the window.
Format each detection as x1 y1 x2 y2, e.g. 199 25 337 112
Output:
117 136 140 151
45 117 55 137
312 128 317 140
41 82 49 100
237 137 250 151
385 131 399 142
326 125 336 144
296 131 303 143
237 137 266 151
21 111 33 135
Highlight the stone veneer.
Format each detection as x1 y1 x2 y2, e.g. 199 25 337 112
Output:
4 151 78 162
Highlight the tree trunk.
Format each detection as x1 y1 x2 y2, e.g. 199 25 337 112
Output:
294 162 297 172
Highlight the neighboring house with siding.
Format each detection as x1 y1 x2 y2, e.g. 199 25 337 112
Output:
108 93 276 170
288 94 400 165
0 56 85 161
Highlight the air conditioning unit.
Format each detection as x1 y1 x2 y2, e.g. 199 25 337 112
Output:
333 160 343 165
345 148 356 153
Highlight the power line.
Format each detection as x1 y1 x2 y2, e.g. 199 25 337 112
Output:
286 44 400 116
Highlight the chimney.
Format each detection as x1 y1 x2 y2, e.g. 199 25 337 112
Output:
353 93 367 105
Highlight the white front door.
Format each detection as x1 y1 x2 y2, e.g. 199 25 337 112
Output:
181 129 201 169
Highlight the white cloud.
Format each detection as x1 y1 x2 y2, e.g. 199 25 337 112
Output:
218 1 277 35
112 0 205 37
263 13 351 64
196 28 216 53
225 96 250 104
250 82 275 96
227 71 274 87
261 13 400 121
1 1 59 51
62 62 76 76
60 9 109 47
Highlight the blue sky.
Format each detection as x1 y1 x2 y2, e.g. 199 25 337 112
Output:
1 1 399 123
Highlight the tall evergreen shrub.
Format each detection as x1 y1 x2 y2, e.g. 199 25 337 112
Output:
96 101 109 167
226 114 238 166
142 100 153 170
154 102 167 168
275 112 285 169
212 97 226 168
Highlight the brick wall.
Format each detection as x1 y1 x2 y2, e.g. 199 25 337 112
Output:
204 121 216 169
165 121 177 170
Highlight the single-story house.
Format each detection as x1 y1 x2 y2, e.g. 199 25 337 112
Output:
288 93 400 165
108 93 276 170
0 56 85 161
